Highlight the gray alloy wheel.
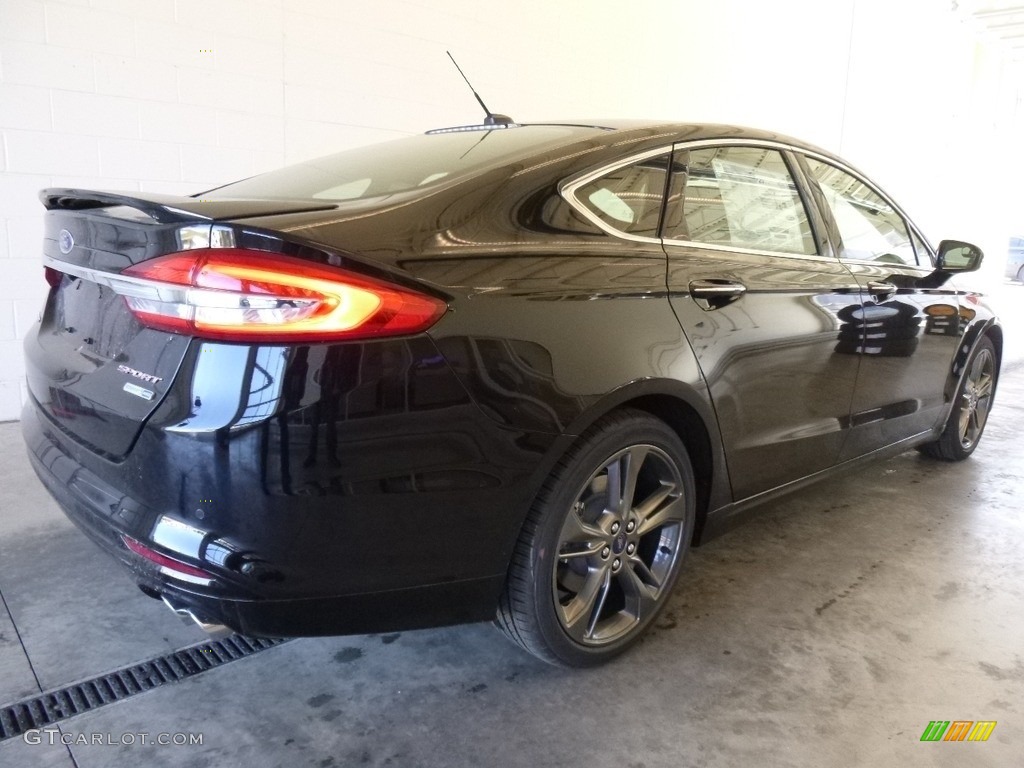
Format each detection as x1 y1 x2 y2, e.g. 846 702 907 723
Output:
552 443 687 646
956 343 996 451
920 336 997 461
496 409 695 667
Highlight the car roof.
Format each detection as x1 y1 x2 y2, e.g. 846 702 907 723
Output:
205 120 850 224
508 119 839 159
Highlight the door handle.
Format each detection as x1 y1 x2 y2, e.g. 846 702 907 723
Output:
689 279 747 310
867 281 897 297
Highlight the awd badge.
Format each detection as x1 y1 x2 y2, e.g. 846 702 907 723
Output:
123 382 154 401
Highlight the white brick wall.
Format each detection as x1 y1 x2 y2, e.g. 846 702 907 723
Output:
0 0 1021 421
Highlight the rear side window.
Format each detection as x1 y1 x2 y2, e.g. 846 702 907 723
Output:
805 158 917 266
662 146 816 256
573 153 670 238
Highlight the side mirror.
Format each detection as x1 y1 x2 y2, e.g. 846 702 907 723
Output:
936 240 983 273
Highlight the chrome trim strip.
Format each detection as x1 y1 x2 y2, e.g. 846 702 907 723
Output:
43 255 193 303
559 146 672 246
43 254 318 309
559 134 934 266
672 137 801 152
775 143 934 267
560 140 834 260
661 237 839 264
660 139 825 259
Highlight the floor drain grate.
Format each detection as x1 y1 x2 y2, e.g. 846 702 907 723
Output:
0 635 287 742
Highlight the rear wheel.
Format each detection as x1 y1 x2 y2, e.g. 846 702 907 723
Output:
497 410 695 667
919 336 997 461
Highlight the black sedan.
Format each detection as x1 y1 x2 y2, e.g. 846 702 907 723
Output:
22 120 1001 667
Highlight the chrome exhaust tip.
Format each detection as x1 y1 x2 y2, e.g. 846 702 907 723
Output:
161 596 233 640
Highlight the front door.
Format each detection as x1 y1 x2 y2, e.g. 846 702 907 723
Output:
797 156 963 460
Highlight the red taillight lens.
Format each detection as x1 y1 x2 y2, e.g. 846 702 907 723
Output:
44 266 63 289
121 535 215 580
119 249 446 342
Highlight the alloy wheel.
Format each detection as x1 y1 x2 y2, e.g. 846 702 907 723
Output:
552 444 686 646
958 346 995 450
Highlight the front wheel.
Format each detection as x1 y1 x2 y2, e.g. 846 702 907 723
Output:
919 336 998 461
496 410 696 667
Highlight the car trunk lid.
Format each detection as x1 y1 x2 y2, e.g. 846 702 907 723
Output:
25 190 338 459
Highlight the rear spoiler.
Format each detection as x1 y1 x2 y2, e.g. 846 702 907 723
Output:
40 189 337 224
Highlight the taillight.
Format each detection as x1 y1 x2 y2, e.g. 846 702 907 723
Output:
44 266 62 289
118 249 446 342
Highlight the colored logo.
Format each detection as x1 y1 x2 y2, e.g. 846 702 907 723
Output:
920 720 997 742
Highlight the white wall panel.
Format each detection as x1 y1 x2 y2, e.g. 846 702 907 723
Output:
0 0 1019 421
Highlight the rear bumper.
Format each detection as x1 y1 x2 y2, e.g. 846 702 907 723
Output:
20 375 554 636
23 402 149 574
162 577 505 638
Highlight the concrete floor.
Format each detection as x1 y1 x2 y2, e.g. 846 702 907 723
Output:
1 282 1022 768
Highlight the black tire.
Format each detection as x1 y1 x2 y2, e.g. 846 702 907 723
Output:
919 336 997 461
496 409 696 667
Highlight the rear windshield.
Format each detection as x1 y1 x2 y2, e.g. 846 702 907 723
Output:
203 126 593 202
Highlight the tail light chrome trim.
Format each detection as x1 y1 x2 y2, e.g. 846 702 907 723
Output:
43 249 447 343
43 253 182 301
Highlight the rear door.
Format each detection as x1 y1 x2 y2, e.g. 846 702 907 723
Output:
662 142 863 500
796 155 964 459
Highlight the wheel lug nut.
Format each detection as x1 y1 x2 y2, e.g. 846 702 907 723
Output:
612 558 621 570
611 521 620 534
626 520 635 533
601 547 610 559
626 542 635 555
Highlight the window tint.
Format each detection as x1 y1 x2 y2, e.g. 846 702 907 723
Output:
662 146 815 255
574 154 670 238
805 158 916 266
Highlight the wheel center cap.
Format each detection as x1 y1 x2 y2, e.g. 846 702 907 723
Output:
612 531 627 554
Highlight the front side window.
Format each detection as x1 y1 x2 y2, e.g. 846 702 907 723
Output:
805 158 917 266
662 146 816 256
909 228 933 266
573 153 670 238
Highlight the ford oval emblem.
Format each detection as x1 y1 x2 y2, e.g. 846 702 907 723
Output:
58 229 74 254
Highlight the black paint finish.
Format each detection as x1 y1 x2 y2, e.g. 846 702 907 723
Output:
21 122 1001 637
